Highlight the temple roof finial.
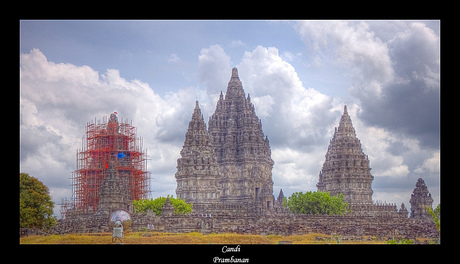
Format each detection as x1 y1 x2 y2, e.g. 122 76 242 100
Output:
192 100 203 120
226 67 244 99
232 67 238 78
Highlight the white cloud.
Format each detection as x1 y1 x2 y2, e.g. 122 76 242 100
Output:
379 164 410 178
295 20 394 100
415 151 440 174
230 40 245 48
20 97 41 127
168 53 180 63
280 51 301 62
20 48 100 87
295 21 440 149
281 51 294 61
272 146 325 192
251 95 275 118
197 44 231 97
388 22 440 91
237 45 338 150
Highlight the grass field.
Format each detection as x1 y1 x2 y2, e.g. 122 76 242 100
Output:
20 232 388 244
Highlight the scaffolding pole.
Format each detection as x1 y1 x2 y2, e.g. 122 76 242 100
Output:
70 113 150 214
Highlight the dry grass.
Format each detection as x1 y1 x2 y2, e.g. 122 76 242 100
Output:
20 232 387 244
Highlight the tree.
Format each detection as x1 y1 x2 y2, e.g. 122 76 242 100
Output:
20 173 56 230
132 196 193 216
426 204 440 231
283 191 349 215
434 203 440 218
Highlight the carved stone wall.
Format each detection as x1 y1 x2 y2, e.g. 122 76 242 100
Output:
130 212 439 239
45 206 439 239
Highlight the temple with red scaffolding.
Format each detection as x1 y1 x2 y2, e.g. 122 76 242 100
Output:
63 112 150 218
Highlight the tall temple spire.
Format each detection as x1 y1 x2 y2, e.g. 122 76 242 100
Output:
186 100 207 133
175 101 221 204
317 105 374 206
207 67 274 208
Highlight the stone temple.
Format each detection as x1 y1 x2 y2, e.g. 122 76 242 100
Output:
40 67 438 240
409 178 434 219
176 67 276 212
316 105 406 216
175 101 222 205
316 105 374 206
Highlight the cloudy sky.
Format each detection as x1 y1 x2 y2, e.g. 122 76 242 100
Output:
20 20 440 217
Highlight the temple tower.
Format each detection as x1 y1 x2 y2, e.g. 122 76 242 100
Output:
175 101 221 205
97 161 132 215
208 67 275 209
317 105 374 206
409 178 434 219
69 112 149 215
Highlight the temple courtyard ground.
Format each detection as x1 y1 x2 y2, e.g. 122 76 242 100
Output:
20 231 435 244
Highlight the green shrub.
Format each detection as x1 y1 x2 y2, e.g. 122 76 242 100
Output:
132 195 193 215
283 191 349 215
